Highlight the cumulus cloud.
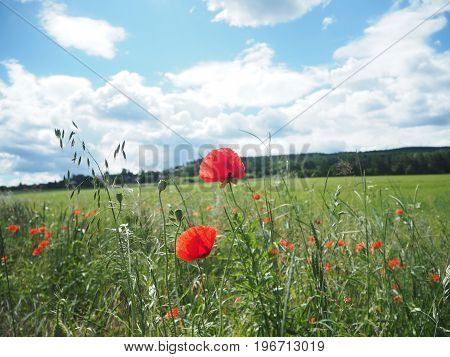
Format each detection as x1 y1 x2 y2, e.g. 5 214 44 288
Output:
1 0 450 185
204 0 328 27
40 2 126 59
322 16 335 30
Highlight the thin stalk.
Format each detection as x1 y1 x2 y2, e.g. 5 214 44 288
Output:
158 190 177 335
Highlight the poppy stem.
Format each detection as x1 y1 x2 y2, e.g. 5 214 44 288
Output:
158 190 177 336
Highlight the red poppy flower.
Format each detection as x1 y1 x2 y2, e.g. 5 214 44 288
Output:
7 224 19 233
269 248 279 256
164 307 179 319
388 258 400 269
307 235 315 246
73 209 80 216
45 231 53 239
395 208 403 216
314 217 321 225
392 295 402 303
253 193 261 200
29 227 39 235
90 209 97 215
38 240 50 249
431 274 439 282
176 226 217 262
39 226 46 233
32 247 43 256
287 243 295 252
337 240 346 247
280 239 288 247
324 241 333 249
83 213 90 218
355 242 365 253
263 217 271 224
391 283 399 290
324 262 332 272
199 148 245 184
370 240 383 253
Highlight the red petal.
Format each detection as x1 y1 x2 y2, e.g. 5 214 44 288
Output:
176 226 217 262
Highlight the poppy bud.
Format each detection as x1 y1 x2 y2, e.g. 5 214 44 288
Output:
158 179 168 192
175 209 183 222
116 193 123 204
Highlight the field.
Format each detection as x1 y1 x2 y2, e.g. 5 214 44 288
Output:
1 174 450 336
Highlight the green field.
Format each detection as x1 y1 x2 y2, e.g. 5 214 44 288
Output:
1 174 449 336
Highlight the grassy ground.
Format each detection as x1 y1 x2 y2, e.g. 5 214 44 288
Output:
1 174 449 336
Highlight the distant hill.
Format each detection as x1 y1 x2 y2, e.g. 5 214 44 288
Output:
1 146 449 191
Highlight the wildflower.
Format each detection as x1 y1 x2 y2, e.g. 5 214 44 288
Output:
199 148 245 185
395 208 403 216
39 226 46 233
90 209 97 215
307 235 315 246
324 262 332 272
234 297 241 303
253 193 261 200
392 295 402 303
337 240 346 247
38 240 50 249
176 226 217 262
280 239 288 247
388 258 400 269
164 307 179 319
431 274 439 282
263 217 271 224
73 209 80 217
29 227 39 235
324 241 333 249
344 297 352 304
269 248 279 256
314 217 321 225
32 247 43 256
1 256 8 263
355 242 365 253
391 283 399 290
287 243 295 252
44 231 52 239
83 213 90 218
370 240 383 253
7 224 19 233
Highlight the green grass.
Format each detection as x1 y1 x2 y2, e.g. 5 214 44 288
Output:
1 174 449 336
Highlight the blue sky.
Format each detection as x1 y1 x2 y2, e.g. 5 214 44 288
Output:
0 0 450 186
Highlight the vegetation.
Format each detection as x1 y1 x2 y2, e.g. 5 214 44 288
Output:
1 172 449 336
2 146 449 192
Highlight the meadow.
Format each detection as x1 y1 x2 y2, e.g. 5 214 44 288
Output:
1 172 449 336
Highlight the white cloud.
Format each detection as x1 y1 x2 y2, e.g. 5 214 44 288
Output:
322 16 335 30
1 0 450 185
40 2 126 59
205 0 328 27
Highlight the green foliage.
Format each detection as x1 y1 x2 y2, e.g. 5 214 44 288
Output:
0 174 449 336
